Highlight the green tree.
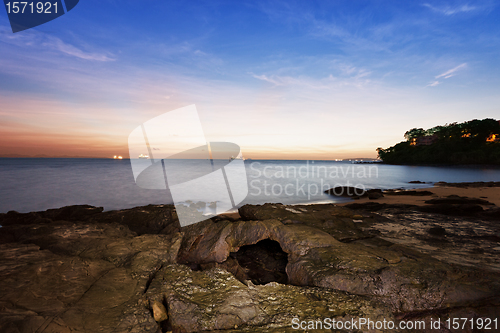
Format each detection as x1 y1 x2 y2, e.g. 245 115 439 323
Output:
404 128 425 141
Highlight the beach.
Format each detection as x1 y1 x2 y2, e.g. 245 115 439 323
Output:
338 182 500 207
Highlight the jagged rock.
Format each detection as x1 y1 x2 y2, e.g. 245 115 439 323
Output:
145 264 397 332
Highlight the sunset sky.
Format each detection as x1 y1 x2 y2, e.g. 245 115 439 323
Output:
1 0 499 159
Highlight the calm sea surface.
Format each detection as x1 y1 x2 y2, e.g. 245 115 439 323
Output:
1 158 500 214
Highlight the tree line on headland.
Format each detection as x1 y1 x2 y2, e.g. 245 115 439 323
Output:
377 118 500 165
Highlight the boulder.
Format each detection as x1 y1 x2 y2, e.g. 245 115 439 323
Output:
145 264 397 333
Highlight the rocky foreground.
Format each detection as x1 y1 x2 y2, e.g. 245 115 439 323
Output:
0 195 499 332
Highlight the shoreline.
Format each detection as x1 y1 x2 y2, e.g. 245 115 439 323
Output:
1 181 499 332
223 181 500 222
334 183 500 207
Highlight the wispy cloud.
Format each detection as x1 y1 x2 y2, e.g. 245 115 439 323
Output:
0 26 114 61
46 37 114 61
428 63 467 86
423 3 477 15
436 63 467 79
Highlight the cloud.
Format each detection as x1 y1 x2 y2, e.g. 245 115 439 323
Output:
423 3 477 15
47 37 114 61
251 74 288 86
0 26 114 61
427 63 467 87
435 63 467 79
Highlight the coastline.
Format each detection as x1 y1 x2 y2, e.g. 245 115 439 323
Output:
335 182 500 207
1 182 499 332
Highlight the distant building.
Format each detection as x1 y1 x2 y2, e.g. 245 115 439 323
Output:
486 120 500 142
487 134 500 143
410 135 438 146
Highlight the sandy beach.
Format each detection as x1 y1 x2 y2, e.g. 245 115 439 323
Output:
336 184 500 207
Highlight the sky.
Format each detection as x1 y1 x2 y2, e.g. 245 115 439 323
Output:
1 0 499 159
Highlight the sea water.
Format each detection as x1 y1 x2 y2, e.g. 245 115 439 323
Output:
1 158 500 213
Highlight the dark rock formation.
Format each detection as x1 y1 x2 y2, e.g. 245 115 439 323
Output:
1 202 499 332
383 189 434 196
324 187 384 200
435 181 500 188
424 194 494 205
0 208 182 332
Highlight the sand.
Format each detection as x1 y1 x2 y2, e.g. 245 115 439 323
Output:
337 185 500 207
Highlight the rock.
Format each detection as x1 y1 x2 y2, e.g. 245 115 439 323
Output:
324 186 366 197
384 189 434 196
0 204 180 235
345 202 417 212
145 264 397 333
428 226 446 236
2 202 500 332
435 181 500 188
177 208 500 314
238 203 371 242
481 207 500 220
90 204 180 235
424 195 494 205
42 204 104 221
151 300 168 322
418 203 484 216
409 180 427 184
0 212 182 333
368 191 384 199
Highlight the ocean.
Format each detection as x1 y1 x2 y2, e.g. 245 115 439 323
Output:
1 158 500 214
